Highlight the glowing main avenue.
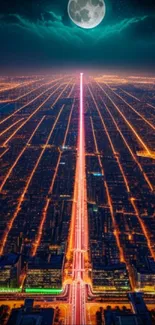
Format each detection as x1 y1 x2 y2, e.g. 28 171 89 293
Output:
69 73 88 325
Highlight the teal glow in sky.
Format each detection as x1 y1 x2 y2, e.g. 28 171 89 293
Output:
0 0 155 70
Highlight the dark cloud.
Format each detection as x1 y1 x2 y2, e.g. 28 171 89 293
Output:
128 15 155 39
0 0 154 70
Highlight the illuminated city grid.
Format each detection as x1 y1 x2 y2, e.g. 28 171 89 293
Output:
0 73 155 324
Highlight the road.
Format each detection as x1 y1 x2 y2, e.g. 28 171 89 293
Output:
0 73 155 324
69 73 88 325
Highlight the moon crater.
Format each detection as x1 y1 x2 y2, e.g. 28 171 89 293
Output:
68 0 106 29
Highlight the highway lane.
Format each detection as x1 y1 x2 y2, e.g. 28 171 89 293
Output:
69 73 88 325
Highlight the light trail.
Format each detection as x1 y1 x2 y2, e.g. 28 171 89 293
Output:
69 73 88 325
0 147 9 159
0 118 24 138
0 81 73 255
147 103 155 111
0 83 20 94
31 85 75 256
96 82 152 155
106 83 155 131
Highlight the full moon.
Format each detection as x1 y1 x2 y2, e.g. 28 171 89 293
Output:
68 0 106 29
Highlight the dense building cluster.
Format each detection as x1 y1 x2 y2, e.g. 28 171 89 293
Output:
0 74 155 297
85 76 155 292
0 76 79 290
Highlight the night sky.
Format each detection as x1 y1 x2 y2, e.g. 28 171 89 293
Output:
0 0 155 71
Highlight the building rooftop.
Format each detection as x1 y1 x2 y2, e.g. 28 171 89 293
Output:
132 257 155 274
7 300 54 325
28 254 64 270
93 262 127 271
0 253 20 268
114 315 144 325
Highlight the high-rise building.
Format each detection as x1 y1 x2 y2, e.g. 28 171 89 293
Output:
132 258 155 291
92 263 130 291
7 299 55 325
25 255 64 289
0 253 21 288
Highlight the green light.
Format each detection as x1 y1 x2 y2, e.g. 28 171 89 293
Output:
25 288 63 294
0 288 22 293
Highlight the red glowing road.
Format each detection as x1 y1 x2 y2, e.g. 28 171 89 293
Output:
69 73 88 325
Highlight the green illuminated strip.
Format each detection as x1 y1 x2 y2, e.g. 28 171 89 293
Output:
0 288 22 293
0 287 62 294
25 288 63 294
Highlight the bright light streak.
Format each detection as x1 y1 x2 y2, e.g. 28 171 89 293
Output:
0 118 24 138
25 288 63 294
69 73 88 325
0 288 22 293
0 147 9 159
